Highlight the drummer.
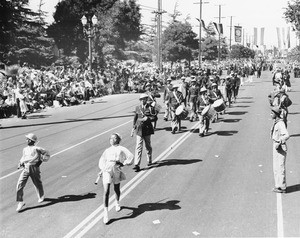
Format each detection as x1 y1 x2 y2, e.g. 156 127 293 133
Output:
209 82 225 121
196 87 212 137
168 84 184 134
187 77 200 122
145 82 160 129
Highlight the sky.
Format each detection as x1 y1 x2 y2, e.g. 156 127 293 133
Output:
28 0 297 49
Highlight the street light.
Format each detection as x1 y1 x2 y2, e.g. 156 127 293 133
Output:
81 15 98 72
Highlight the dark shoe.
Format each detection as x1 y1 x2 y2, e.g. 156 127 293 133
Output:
171 128 175 134
163 117 168 121
199 133 204 137
133 165 140 172
272 187 286 193
189 118 193 122
148 162 152 166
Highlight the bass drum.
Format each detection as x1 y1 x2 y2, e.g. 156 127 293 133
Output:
213 99 226 112
201 105 216 120
175 105 188 119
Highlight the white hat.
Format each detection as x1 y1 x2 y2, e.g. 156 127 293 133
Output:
25 133 38 142
139 93 148 99
172 84 180 89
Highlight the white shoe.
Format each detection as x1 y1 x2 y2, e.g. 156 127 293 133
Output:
16 202 25 212
38 196 44 203
103 210 109 224
115 204 121 212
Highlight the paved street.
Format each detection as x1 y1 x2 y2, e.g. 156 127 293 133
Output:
0 71 299 238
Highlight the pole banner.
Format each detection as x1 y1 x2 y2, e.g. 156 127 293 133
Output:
234 26 242 43
260 28 265 45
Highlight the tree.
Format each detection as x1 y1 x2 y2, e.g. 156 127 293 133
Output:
230 44 255 59
47 0 142 66
0 0 55 66
161 20 198 63
284 0 300 37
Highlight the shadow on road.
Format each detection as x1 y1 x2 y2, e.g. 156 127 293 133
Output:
227 111 248 115
19 192 96 212
290 133 300 137
222 119 241 123
142 159 202 171
1 114 133 129
287 184 300 193
108 200 181 224
211 130 238 136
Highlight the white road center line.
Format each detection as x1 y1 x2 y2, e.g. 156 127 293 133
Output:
277 193 284 237
64 122 200 238
0 120 132 181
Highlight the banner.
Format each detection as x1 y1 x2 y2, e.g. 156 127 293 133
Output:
260 28 265 45
276 27 282 49
196 18 208 31
234 26 242 43
253 27 258 46
287 27 291 48
282 27 286 48
213 22 223 34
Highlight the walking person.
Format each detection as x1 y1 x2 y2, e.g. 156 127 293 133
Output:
163 78 172 121
98 133 134 224
187 78 199 122
132 94 157 172
16 133 50 212
196 87 212 137
270 106 289 193
168 84 184 134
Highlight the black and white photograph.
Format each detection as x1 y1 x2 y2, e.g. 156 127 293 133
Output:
1 0 300 237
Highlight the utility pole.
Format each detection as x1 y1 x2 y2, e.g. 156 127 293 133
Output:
153 0 166 71
214 5 224 63
194 0 209 69
228 16 235 52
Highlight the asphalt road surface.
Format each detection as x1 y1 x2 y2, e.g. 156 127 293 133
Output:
1 71 299 238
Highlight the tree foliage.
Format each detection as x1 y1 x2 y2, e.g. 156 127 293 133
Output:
47 0 142 66
229 44 255 59
0 0 54 66
284 0 300 35
161 20 198 62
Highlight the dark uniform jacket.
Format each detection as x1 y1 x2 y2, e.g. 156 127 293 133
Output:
133 104 156 137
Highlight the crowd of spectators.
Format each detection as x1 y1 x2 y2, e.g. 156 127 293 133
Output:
0 58 294 120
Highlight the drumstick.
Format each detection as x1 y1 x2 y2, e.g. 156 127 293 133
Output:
94 172 102 185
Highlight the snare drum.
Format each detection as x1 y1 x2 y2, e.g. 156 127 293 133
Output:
175 105 188 119
201 105 216 120
213 99 226 112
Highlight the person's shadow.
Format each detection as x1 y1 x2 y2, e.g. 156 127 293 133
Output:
286 184 300 193
19 192 96 212
108 200 181 224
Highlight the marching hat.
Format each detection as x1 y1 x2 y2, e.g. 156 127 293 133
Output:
25 133 38 142
172 84 180 89
139 93 148 100
271 106 282 116
191 78 196 82
211 83 217 87
181 76 186 80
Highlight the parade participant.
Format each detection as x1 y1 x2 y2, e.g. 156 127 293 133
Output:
209 83 224 122
98 133 134 224
163 78 172 121
168 84 184 134
132 94 157 172
225 75 234 107
232 73 241 103
187 78 199 122
270 106 289 193
196 87 212 137
178 77 188 106
16 133 50 212
268 82 292 127
144 83 160 129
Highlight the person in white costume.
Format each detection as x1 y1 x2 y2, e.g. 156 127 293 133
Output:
98 133 134 224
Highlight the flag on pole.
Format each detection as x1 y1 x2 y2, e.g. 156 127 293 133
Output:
287 27 291 48
276 27 282 49
234 26 242 43
260 28 265 45
196 18 208 31
282 27 286 48
213 22 223 34
253 27 258 46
